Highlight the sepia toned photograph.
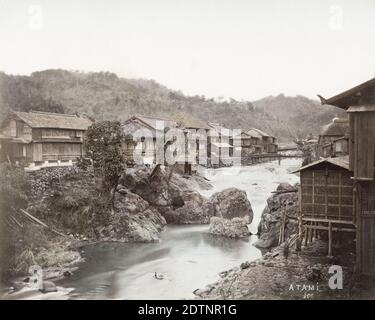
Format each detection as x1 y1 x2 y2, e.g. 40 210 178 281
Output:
0 0 375 308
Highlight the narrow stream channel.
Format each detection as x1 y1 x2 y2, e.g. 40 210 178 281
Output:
58 158 301 300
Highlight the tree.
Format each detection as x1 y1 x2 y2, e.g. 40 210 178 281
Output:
84 121 125 211
247 102 255 112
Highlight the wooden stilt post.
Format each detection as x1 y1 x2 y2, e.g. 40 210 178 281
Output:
304 222 309 246
309 222 314 243
296 227 302 251
296 185 302 251
328 221 333 257
282 209 286 243
278 208 287 245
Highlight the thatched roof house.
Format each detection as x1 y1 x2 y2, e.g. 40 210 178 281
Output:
318 118 349 158
319 118 349 137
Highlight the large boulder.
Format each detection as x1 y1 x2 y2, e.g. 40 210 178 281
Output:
120 165 214 224
100 189 167 243
276 183 298 193
120 168 254 227
120 165 203 211
209 188 253 223
120 166 183 208
171 173 213 191
164 187 254 225
254 183 298 249
209 217 250 238
162 190 214 224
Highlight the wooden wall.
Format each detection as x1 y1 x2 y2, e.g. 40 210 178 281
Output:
1 120 32 141
41 142 82 161
300 163 354 222
356 181 375 275
32 143 42 162
349 111 375 179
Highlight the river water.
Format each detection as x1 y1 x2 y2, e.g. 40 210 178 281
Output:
58 158 301 300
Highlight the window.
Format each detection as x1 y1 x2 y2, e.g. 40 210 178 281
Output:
24 125 32 135
16 122 24 137
9 121 16 137
335 142 343 152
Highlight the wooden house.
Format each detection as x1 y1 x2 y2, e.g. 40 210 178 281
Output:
238 131 254 156
207 122 234 167
316 77 375 275
0 111 92 170
247 128 278 153
246 129 264 154
122 115 178 166
231 131 258 165
178 117 211 167
318 118 349 158
292 156 355 256
122 115 210 173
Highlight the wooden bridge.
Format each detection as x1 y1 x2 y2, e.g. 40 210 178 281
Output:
277 147 299 152
241 151 303 166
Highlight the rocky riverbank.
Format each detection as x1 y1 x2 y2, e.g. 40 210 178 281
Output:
2 164 257 298
25 165 215 246
194 182 375 300
254 183 298 249
194 239 362 300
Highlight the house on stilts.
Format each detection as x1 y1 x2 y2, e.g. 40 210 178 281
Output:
292 156 355 257
295 77 375 276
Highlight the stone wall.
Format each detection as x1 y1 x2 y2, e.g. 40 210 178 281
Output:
26 166 94 200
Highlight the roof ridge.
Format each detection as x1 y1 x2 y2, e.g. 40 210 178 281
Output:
134 114 175 122
248 127 270 136
319 77 375 109
15 110 79 118
291 155 350 173
11 110 92 130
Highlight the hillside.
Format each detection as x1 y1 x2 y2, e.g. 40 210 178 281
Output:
252 94 347 140
0 70 346 141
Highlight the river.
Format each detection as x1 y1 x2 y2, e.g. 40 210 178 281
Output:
57 158 301 300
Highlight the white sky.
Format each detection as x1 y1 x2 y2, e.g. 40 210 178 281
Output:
0 0 374 100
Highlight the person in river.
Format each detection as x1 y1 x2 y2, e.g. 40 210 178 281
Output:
154 272 164 280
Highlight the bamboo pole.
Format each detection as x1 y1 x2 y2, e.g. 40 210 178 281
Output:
296 185 302 251
313 221 317 240
19 208 68 238
305 222 309 246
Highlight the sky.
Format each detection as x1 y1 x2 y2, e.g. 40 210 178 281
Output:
0 0 374 101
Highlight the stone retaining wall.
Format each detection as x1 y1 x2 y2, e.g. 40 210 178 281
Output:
26 166 94 200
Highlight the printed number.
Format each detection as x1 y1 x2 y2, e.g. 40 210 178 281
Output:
182 305 189 314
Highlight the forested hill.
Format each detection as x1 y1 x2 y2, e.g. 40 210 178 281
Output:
0 69 346 142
